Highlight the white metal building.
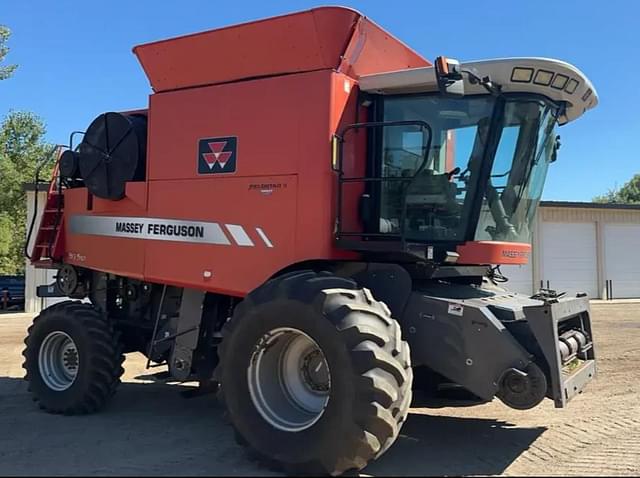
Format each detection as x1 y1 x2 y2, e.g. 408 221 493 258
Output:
23 188 640 313
502 201 640 299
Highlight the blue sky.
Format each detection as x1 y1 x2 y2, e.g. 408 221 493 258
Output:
1 0 637 201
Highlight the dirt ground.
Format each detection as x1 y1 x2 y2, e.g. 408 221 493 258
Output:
0 303 638 476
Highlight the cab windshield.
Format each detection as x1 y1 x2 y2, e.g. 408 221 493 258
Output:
379 94 558 244
475 99 558 242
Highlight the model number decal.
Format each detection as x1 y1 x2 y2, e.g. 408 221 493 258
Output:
248 183 287 190
67 251 86 262
447 303 464 317
501 249 529 259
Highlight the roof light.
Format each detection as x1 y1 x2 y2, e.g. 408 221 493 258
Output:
511 67 534 83
565 78 579 94
533 70 554 86
551 74 569 90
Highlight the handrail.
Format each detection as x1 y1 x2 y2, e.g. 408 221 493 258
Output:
24 145 66 260
334 120 433 249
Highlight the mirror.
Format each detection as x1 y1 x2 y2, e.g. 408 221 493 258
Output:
435 56 465 97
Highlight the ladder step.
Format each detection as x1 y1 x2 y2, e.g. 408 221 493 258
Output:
32 167 65 264
32 260 54 268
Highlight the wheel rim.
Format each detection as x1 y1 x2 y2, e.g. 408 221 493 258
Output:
248 327 330 432
56 265 78 296
38 331 79 391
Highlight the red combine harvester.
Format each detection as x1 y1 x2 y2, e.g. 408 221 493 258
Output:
24 7 598 475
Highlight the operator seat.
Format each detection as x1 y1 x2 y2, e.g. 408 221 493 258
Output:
404 169 461 239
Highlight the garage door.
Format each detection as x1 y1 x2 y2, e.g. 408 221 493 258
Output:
541 222 598 298
500 261 533 295
604 224 640 299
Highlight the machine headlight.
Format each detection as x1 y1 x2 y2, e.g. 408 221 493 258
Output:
533 70 554 86
565 78 579 94
551 74 569 90
511 67 534 82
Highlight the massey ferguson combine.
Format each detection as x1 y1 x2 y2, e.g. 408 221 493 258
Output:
24 6 598 475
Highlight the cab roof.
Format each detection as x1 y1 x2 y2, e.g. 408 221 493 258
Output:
359 57 598 125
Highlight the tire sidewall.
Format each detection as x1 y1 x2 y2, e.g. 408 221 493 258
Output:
26 311 100 410
222 299 362 463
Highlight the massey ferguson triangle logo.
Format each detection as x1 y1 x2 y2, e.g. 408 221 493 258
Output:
198 136 237 174
203 142 231 169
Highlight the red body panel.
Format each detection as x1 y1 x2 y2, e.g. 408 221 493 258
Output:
144 176 298 295
133 7 428 93
64 185 148 279
43 6 529 297
336 14 428 78
456 241 532 265
63 68 363 296
56 7 431 296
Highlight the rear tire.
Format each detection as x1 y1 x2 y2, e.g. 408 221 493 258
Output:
218 271 412 475
22 300 124 414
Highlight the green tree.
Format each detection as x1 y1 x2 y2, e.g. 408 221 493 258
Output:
0 111 52 274
0 25 17 80
593 174 640 204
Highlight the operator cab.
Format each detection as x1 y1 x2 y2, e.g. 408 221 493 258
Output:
335 57 598 265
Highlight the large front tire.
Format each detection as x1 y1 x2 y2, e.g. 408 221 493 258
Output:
22 300 124 414
218 271 412 475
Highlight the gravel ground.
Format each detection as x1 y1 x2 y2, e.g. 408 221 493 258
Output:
0 303 638 476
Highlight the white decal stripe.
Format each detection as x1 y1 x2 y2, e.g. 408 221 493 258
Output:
255 227 274 248
225 224 254 247
68 215 274 249
68 215 231 245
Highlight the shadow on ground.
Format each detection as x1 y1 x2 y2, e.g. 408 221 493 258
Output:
366 412 545 476
0 376 545 476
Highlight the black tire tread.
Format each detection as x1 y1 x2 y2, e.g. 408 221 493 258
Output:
218 271 412 476
22 300 124 415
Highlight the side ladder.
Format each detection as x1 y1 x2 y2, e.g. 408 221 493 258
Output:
31 148 66 268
